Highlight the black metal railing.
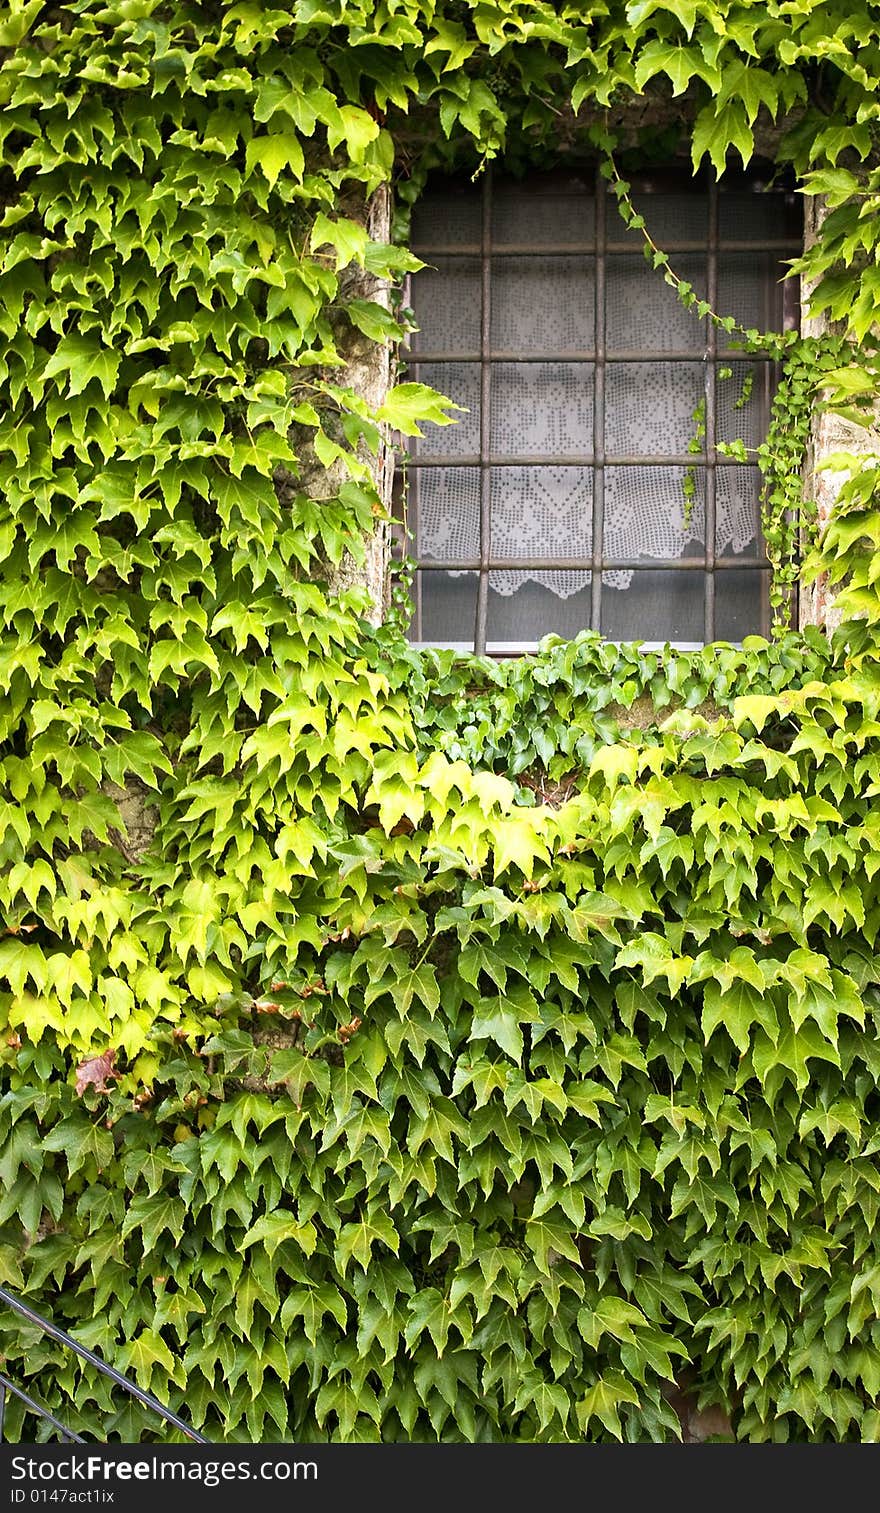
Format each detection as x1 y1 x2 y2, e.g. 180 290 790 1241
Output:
0 1285 207 1443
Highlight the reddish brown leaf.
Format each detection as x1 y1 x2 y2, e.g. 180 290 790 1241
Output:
75 1049 118 1097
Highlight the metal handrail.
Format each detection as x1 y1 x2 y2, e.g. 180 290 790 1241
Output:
0 1285 207 1443
0 1373 85 1442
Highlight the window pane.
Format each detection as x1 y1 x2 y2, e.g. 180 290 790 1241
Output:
718 190 800 243
490 364 593 456
416 569 479 645
491 256 595 353
610 191 708 246
717 252 778 333
716 569 770 640
601 569 705 642
486 576 593 645
492 179 595 248
715 467 763 560
409 257 480 353
605 364 705 455
604 466 704 561
490 467 592 577
411 190 481 249
415 466 480 562
606 254 706 351
717 361 770 450
412 363 481 457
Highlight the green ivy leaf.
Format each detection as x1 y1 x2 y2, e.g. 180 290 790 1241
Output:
245 131 305 186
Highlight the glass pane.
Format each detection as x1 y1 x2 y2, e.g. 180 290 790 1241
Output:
492 178 595 248
411 189 481 249
605 363 705 455
490 466 592 573
415 466 480 562
490 363 593 456
486 577 593 646
604 465 704 564
605 254 706 351
416 569 478 645
409 257 480 353
716 467 763 560
609 191 708 246
717 360 770 450
411 363 480 458
601 568 705 642
716 568 769 640
716 251 779 335
718 190 801 243
491 256 595 353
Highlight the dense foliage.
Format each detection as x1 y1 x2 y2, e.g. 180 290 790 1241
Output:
2 0 880 1444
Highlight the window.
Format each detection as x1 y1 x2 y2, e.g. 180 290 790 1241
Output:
398 164 801 655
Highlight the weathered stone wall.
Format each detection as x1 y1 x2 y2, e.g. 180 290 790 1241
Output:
799 194 880 633
102 779 159 864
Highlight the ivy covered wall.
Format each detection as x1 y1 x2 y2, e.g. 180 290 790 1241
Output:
2 0 880 1444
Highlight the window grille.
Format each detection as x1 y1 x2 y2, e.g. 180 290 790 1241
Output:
398 164 801 655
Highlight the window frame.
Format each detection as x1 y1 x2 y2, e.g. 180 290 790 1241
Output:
399 161 802 656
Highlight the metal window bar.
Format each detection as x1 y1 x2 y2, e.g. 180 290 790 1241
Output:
408 273 424 645
759 228 774 639
413 241 802 257
0 1285 207 1443
408 350 791 362
416 556 770 571
408 455 774 468
704 179 718 644
413 455 423 641
591 162 606 633
402 169 798 654
781 257 802 630
475 167 493 655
